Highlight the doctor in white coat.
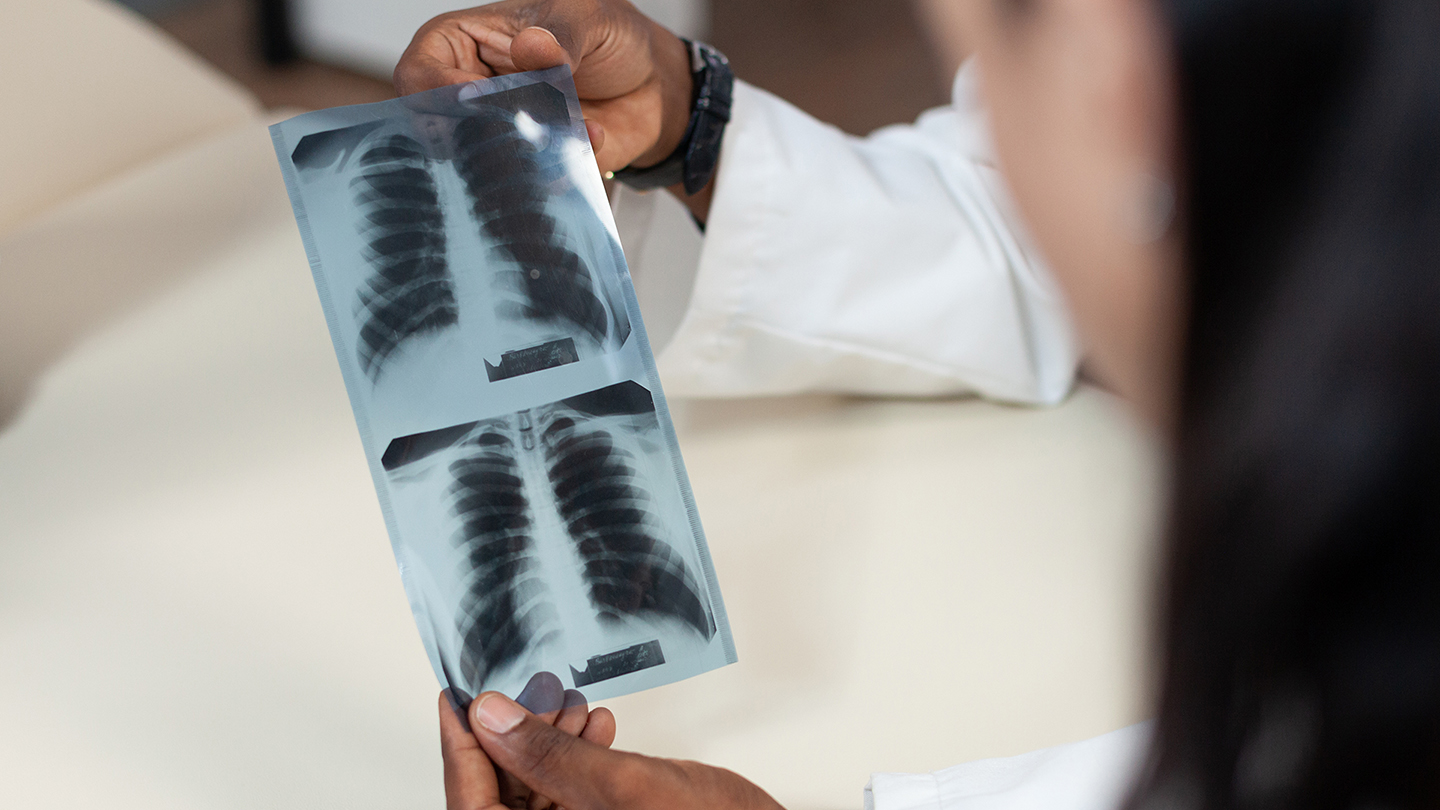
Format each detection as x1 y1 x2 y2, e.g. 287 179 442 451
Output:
393 0 1175 807
394 1 1440 808
394 0 1082 408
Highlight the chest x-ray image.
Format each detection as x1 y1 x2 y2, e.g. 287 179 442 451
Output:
384 381 718 701
281 67 633 401
271 67 735 703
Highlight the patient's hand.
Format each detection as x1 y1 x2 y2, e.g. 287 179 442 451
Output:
441 689 785 810
393 0 694 177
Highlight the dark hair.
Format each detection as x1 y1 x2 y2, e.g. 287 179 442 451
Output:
1132 1 1440 808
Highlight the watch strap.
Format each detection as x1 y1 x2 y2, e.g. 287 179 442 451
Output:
612 40 733 194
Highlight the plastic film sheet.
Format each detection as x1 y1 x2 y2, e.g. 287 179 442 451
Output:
270 66 736 706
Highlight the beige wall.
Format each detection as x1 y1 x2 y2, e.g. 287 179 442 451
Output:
913 0 973 79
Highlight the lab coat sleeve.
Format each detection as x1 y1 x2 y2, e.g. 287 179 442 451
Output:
864 722 1152 810
615 62 1079 404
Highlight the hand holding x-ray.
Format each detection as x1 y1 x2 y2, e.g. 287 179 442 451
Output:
394 0 696 175
461 672 617 810
442 686 784 810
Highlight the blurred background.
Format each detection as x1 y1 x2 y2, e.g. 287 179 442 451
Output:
116 0 960 131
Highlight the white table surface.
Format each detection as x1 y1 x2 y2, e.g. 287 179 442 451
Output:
0 117 1163 810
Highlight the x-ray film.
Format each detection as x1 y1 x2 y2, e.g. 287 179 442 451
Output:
270 67 736 705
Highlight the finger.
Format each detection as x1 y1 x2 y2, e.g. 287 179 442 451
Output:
584 119 606 155
516 672 567 723
395 19 504 94
580 707 617 748
497 673 567 806
450 18 563 74
395 53 491 95
471 692 643 809
439 692 501 810
580 91 666 172
469 27 520 74
527 689 589 810
553 690 590 738
511 25 578 72
527 786 556 810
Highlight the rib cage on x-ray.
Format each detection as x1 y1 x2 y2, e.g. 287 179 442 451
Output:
541 416 712 635
439 406 715 690
449 427 560 686
351 136 458 380
453 107 611 348
347 86 630 385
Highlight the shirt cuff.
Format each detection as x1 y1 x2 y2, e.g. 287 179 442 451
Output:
865 772 945 810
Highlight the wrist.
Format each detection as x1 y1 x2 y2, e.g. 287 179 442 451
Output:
632 25 695 169
612 39 733 205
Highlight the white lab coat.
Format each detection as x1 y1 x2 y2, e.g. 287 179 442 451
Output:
612 64 1141 808
865 723 1152 810
613 62 1079 405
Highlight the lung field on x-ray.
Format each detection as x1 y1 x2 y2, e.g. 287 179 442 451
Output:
350 135 459 381
448 427 561 688
542 415 712 636
382 381 714 694
452 96 611 349
308 83 631 386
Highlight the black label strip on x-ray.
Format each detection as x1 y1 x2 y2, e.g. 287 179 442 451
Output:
484 338 580 382
379 381 659 473
381 421 478 471
570 640 666 687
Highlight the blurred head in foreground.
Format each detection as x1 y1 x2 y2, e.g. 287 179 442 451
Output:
958 0 1440 807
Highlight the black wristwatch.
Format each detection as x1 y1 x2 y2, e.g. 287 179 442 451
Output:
611 39 733 195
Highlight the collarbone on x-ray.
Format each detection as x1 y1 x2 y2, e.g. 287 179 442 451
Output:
272 67 733 704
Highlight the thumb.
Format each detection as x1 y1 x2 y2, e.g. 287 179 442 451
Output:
470 692 629 808
511 25 582 72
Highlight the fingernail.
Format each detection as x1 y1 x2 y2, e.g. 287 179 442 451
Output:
474 694 526 733
562 689 587 709
524 26 561 46
516 672 565 714
444 687 474 732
